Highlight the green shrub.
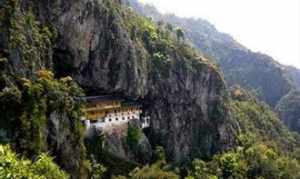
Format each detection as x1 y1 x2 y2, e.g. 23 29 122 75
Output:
0 145 68 178
154 146 166 163
89 157 107 179
128 163 179 179
0 70 84 157
176 28 184 41
126 124 142 150
187 142 300 179
186 92 300 179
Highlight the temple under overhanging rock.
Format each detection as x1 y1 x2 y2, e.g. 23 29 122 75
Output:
81 96 150 131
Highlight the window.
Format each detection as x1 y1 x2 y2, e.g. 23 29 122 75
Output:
91 120 97 124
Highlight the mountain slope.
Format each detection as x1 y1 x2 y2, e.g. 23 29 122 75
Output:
287 66 300 88
0 0 87 176
116 86 300 178
0 0 237 170
276 90 300 133
126 0 295 107
52 0 237 163
1 0 300 178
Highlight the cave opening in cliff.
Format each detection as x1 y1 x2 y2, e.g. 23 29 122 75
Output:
53 48 76 78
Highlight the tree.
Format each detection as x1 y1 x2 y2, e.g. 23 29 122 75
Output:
154 146 166 163
0 145 68 178
90 156 107 179
126 124 141 150
176 28 184 41
166 23 173 32
186 159 217 179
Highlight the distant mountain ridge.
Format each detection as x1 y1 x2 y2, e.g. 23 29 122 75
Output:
126 0 299 107
2 0 300 177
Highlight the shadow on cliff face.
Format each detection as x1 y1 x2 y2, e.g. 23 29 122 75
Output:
84 120 153 177
53 48 77 78
24 0 238 167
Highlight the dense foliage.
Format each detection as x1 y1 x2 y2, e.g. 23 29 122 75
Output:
0 0 56 75
276 90 300 133
186 142 300 179
287 66 300 88
1 0 300 178
182 88 300 179
0 70 84 156
109 88 300 178
118 0 217 80
126 124 142 150
0 0 90 176
126 0 294 107
0 145 68 178
113 146 179 179
230 87 299 153
0 68 88 177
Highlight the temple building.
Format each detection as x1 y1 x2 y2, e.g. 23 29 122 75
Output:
81 96 150 131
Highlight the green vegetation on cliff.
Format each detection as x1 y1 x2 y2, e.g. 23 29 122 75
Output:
0 145 68 178
1 0 88 176
0 70 84 156
120 0 216 79
0 0 56 74
186 142 300 179
126 0 294 107
182 87 300 179
230 87 299 152
1 67 87 176
276 90 300 133
122 88 300 179
1 0 300 178
113 146 180 179
109 87 300 178
126 124 142 150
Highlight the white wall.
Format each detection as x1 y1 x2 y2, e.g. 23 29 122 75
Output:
87 109 143 130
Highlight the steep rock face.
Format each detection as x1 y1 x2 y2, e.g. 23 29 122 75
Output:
35 0 148 97
143 61 235 161
126 0 293 107
0 70 86 178
0 0 87 177
86 120 152 165
36 0 237 163
103 125 152 164
286 66 300 88
276 90 300 133
47 112 87 177
1 0 237 166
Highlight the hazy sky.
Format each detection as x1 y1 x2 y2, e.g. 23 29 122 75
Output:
139 0 300 68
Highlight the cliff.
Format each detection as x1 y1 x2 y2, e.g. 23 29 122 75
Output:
0 1 87 177
287 66 300 88
48 0 237 162
126 0 294 107
1 0 300 178
276 90 300 133
0 0 237 172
